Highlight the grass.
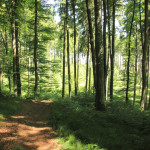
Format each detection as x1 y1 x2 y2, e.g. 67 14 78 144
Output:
0 93 22 120
48 93 150 150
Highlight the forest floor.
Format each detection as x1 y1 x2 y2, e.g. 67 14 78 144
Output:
0 100 61 150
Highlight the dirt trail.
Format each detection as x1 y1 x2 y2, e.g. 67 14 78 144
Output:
0 100 60 150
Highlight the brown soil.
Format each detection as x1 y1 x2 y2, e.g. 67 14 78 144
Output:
0 100 61 150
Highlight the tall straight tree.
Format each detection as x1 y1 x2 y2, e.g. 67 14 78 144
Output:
106 0 111 100
141 0 148 109
11 0 17 94
66 0 71 98
94 0 105 110
110 0 115 100
34 0 38 96
86 0 96 89
103 0 107 95
0 38 1 94
86 34 89 92
139 0 144 49
126 0 135 103
15 0 21 96
72 0 77 96
133 23 138 105
62 7 66 98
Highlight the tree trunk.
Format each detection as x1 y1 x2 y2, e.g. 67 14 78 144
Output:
34 0 38 97
15 0 21 96
94 0 105 110
86 0 96 90
66 0 71 98
72 0 77 96
62 18 66 98
106 0 111 100
103 0 107 96
141 0 148 110
110 0 115 101
77 40 80 91
139 0 144 49
126 0 135 103
28 53 30 97
12 0 17 95
86 34 89 92
133 24 138 105
89 61 91 91
0 38 1 94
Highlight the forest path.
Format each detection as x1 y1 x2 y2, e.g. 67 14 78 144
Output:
0 100 60 150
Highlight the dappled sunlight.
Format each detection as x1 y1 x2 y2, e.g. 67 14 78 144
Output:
0 100 60 150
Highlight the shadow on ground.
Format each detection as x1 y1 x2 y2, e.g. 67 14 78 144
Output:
49 97 150 150
0 100 59 150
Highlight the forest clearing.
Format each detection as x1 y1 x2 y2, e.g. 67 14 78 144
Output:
0 0 150 149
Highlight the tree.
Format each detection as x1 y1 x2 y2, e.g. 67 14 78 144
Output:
103 0 107 96
15 0 21 96
34 0 38 97
133 23 138 105
126 0 136 103
141 0 148 109
110 0 116 101
62 7 66 98
66 0 71 98
94 0 105 110
72 0 77 96
86 0 96 90
11 0 17 95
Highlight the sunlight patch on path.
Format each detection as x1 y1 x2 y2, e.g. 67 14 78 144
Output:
0 100 61 150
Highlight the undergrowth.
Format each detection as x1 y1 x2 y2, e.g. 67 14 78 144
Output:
49 93 150 150
0 93 22 120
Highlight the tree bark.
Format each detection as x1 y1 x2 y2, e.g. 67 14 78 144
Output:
0 38 1 94
15 0 21 96
94 0 105 110
66 0 71 98
86 34 89 92
72 0 77 96
133 24 138 105
77 40 80 92
110 0 115 101
141 0 148 110
103 0 107 96
106 0 111 100
34 0 38 97
62 18 66 98
139 0 144 49
126 0 135 103
86 0 96 90
11 0 17 95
